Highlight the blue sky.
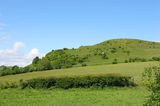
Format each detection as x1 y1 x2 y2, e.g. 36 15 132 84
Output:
0 0 159 66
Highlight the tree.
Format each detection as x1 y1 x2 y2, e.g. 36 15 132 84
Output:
38 58 52 70
32 57 40 64
112 59 118 64
12 65 20 74
101 53 108 59
142 65 160 106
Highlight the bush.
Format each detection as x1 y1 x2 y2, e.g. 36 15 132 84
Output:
110 48 117 53
142 65 160 106
128 57 147 63
101 53 109 59
19 75 136 89
20 77 56 89
82 63 87 67
112 59 118 64
152 57 160 61
124 60 128 63
0 82 18 89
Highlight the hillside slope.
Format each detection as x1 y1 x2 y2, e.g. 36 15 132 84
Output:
40 39 160 68
1 39 160 75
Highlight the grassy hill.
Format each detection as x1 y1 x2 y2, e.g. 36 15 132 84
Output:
45 39 160 67
1 39 159 106
1 38 160 76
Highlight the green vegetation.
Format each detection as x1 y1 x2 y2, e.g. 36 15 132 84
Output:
0 87 148 106
1 39 160 76
0 62 158 84
17 75 135 89
142 65 160 106
0 61 155 106
0 39 160 106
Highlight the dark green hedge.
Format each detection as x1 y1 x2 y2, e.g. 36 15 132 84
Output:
19 75 136 89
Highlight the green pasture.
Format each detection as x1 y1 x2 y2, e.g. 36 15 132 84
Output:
0 62 158 84
0 87 148 106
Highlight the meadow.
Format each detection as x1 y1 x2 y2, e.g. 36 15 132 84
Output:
0 87 148 106
0 61 158 84
0 61 158 106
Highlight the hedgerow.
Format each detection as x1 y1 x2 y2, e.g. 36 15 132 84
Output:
19 75 136 89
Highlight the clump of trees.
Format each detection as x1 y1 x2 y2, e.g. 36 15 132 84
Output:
142 65 160 106
0 65 24 76
26 49 89 71
124 56 160 64
0 49 89 76
124 57 147 63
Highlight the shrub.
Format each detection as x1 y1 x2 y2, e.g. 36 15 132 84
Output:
142 65 160 106
20 77 56 89
112 59 118 64
101 53 109 59
19 75 136 89
63 48 68 50
82 63 87 67
124 60 128 63
128 57 147 63
110 48 117 53
152 57 160 61
0 82 18 89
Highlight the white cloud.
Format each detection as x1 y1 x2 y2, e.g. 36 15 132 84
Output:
13 41 25 51
0 42 43 66
27 48 41 60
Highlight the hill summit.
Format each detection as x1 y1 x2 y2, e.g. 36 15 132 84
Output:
1 38 160 76
28 38 160 70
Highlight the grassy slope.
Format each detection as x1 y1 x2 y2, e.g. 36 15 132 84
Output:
59 39 160 66
0 61 158 84
1 39 160 106
0 87 148 106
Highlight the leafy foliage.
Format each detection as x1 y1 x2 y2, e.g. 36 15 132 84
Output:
1 39 160 76
142 65 160 106
19 75 136 89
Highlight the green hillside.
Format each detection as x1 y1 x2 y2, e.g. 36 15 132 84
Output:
30 39 160 70
1 39 160 76
62 39 160 66
1 39 159 106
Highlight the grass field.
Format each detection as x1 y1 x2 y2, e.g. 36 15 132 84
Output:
0 87 148 106
0 61 158 84
0 61 157 106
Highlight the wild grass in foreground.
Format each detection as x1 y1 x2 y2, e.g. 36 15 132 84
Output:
0 87 148 106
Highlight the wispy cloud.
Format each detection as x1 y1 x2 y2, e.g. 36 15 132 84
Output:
0 22 6 30
0 18 9 43
0 41 43 66
0 35 8 42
